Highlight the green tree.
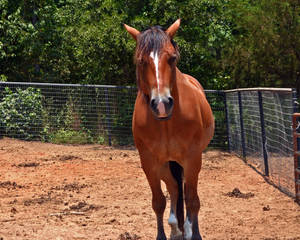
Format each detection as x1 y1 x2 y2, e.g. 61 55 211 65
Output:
1 0 299 91
223 0 300 90
0 0 63 82
0 0 233 88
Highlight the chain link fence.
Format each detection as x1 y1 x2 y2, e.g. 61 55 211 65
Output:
0 82 136 145
225 88 298 197
0 82 227 148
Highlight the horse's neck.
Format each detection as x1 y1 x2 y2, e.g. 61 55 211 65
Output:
174 67 204 93
172 68 184 98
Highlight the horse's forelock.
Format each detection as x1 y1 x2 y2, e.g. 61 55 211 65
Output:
135 26 178 62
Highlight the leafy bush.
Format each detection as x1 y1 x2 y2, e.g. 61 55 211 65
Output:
0 87 46 140
48 129 92 144
96 135 105 145
109 88 134 146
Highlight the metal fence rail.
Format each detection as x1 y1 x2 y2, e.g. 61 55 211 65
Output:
0 82 227 148
225 88 298 197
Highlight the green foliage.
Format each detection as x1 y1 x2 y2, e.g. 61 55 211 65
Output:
0 74 7 82
223 0 300 90
0 0 232 88
0 87 46 140
43 87 109 145
109 88 135 145
96 135 105 145
0 0 60 82
48 129 92 144
0 0 299 91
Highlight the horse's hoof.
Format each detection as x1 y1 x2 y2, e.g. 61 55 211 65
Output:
185 235 202 240
170 235 183 240
156 235 167 240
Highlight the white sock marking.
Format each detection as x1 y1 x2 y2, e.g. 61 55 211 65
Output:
184 219 192 240
168 212 178 225
168 212 182 238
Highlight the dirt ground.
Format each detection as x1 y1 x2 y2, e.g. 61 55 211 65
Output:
0 138 299 240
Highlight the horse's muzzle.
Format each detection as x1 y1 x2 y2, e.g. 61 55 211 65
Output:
150 96 174 120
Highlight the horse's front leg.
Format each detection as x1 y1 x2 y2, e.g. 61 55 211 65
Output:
142 160 167 240
183 157 202 240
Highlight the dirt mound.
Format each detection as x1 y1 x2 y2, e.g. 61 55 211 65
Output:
0 181 23 189
225 187 255 199
15 162 40 168
119 232 141 240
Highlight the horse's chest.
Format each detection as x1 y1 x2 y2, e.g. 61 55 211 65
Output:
135 123 194 162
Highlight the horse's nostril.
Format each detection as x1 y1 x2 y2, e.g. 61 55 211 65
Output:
150 99 156 109
168 97 174 106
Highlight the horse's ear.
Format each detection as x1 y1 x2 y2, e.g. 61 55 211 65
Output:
166 19 181 38
124 24 140 41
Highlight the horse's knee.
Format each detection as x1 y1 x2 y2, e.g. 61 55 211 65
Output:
152 193 166 214
185 191 200 213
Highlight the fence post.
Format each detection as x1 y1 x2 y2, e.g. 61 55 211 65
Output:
292 89 299 204
292 89 298 113
293 113 300 204
223 91 231 152
238 91 246 159
0 84 2 138
258 91 269 176
104 88 112 146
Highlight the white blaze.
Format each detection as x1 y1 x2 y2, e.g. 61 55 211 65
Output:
150 51 160 94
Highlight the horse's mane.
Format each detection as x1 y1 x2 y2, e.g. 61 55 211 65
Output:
135 25 179 62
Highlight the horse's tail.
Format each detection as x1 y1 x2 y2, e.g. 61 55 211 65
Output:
169 161 184 232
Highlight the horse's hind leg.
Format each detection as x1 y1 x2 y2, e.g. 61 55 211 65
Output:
161 163 183 240
183 158 202 240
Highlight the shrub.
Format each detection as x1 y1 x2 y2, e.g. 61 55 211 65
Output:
0 87 46 140
48 129 92 144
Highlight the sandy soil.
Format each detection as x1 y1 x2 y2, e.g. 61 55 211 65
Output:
0 138 299 240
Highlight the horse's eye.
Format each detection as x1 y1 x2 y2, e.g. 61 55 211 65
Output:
137 59 144 66
168 55 177 64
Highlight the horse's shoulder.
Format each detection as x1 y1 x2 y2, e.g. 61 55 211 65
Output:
183 74 204 92
181 73 214 129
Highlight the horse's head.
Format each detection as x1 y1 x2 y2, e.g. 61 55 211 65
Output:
124 19 181 120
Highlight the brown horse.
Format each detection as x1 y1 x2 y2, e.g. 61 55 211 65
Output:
124 19 214 240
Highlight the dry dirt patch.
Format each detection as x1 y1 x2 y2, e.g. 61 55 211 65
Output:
0 138 299 240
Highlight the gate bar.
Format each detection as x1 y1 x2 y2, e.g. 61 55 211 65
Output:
238 91 246 159
293 113 300 204
223 92 231 152
258 91 269 176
